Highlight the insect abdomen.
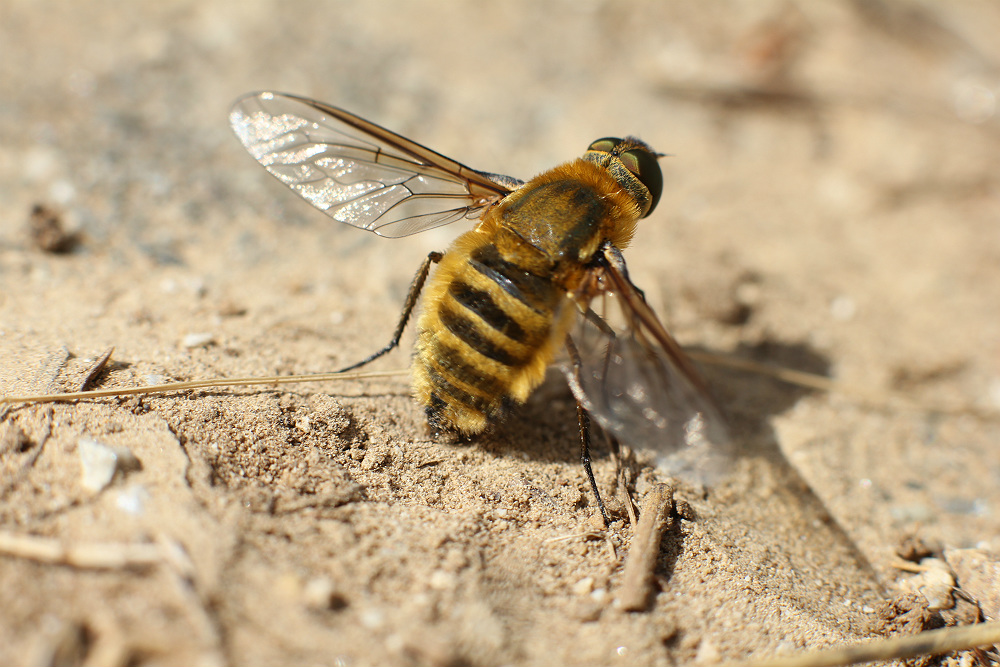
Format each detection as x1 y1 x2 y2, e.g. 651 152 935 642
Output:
413 239 569 435
412 162 636 435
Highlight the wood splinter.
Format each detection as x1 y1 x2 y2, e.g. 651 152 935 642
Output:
617 483 675 612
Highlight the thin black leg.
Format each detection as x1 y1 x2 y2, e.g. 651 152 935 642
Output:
578 402 610 528
335 251 443 373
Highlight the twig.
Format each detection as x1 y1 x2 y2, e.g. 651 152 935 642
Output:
714 620 1000 667
617 483 674 611
1 368 409 405
0 530 163 569
76 347 115 392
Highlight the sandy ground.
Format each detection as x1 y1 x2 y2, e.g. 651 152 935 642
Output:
2 2 999 666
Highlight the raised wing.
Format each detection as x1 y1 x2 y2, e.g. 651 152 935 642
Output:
229 92 521 238
563 247 736 485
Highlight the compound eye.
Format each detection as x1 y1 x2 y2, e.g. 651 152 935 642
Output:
620 148 663 217
587 137 619 154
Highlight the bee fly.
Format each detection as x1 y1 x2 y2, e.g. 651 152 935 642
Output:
229 92 734 523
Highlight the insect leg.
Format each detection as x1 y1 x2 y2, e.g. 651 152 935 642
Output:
571 310 634 527
566 332 611 526
335 251 443 373
601 243 646 301
577 402 610 528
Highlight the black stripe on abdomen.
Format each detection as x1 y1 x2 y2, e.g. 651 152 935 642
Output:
433 342 509 398
447 281 527 343
438 302 526 367
423 363 493 416
468 244 553 312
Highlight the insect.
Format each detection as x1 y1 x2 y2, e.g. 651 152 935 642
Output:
228 91 734 523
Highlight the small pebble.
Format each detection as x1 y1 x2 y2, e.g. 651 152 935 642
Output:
572 577 595 596
359 607 384 629
303 576 347 611
830 295 857 321
695 639 720 664
987 377 1000 409
182 332 215 348
78 437 140 492
429 570 457 590
898 558 955 610
115 485 149 516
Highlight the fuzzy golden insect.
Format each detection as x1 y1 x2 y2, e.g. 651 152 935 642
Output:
229 92 733 520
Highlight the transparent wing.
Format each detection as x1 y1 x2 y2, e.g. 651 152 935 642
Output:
229 92 521 238
562 250 736 485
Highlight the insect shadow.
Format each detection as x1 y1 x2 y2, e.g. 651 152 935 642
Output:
474 335 886 616
686 340 884 611
480 339 829 466
474 338 841 512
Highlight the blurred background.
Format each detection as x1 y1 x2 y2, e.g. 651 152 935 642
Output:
4 1 999 365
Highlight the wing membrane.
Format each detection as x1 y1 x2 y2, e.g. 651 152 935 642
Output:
563 252 736 485
229 92 520 238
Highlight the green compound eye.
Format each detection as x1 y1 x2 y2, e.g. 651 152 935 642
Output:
587 138 619 153
583 137 663 217
620 147 662 218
